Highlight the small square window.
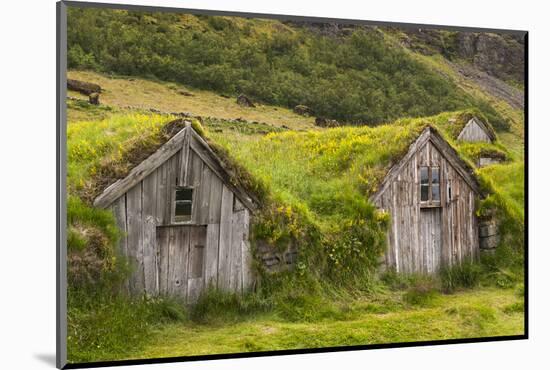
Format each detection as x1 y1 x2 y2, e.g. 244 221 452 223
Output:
174 187 193 223
419 166 441 205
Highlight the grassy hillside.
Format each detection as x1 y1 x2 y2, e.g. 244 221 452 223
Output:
66 105 525 366
67 8 510 126
67 70 317 130
65 9 525 364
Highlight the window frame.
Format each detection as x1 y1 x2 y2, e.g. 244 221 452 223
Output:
173 186 194 224
419 166 441 208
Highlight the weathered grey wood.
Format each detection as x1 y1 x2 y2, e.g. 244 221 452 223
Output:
142 216 157 295
241 209 253 291
157 227 170 295
94 128 188 208
111 195 129 293
372 126 480 204
155 160 168 225
142 171 158 295
373 129 480 275
458 118 494 143
188 226 207 279
187 226 207 302
217 185 234 290
189 130 256 212
168 226 189 298
208 174 223 224
230 209 245 293
205 224 220 286
178 131 191 186
126 183 144 294
198 167 212 225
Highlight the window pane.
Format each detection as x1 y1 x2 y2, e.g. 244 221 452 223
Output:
432 184 440 201
176 187 193 201
431 167 440 184
420 167 429 185
175 201 192 215
421 184 429 201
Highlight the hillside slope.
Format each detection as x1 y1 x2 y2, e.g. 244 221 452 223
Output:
67 8 522 129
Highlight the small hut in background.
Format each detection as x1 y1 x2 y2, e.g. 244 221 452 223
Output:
457 117 496 143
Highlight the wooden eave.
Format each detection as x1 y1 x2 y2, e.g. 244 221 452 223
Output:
370 126 481 204
93 125 258 211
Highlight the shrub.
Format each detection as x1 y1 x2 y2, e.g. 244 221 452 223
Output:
190 285 271 324
67 8 507 125
502 301 524 314
67 292 186 363
439 260 482 293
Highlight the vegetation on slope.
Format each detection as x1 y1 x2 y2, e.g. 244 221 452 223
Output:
65 102 524 363
208 110 522 279
67 8 506 125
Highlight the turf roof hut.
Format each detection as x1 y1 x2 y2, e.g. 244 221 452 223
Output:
371 126 481 274
457 116 496 143
94 122 257 302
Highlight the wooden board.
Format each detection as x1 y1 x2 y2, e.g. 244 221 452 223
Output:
241 210 254 291
167 226 189 299
111 196 129 293
217 185 234 290
126 183 144 293
142 171 158 295
230 210 245 293
187 226 207 302
95 128 188 208
205 224 220 287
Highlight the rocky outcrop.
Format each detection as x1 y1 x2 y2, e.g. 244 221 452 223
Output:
456 32 524 84
67 78 102 95
237 94 256 108
293 105 314 116
315 117 340 128
400 28 524 85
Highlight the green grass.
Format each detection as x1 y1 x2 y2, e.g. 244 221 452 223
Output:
67 112 174 198
74 287 522 362
67 70 318 130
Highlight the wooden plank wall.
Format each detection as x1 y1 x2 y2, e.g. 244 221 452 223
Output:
375 140 479 274
110 137 254 301
457 120 492 143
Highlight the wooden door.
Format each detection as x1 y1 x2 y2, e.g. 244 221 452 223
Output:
419 208 442 273
156 225 207 301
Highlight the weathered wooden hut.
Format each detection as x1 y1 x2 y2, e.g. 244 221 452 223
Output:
94 123 257 302
371 126 481 274
457 117 496 143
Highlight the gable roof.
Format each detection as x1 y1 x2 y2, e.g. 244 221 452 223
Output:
93 123 258 211
457 116 497 142
371 126 481 204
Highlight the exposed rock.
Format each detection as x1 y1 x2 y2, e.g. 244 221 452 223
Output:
88 92 100 105
315 117 340 128
293 104 314 116
67 79 102 95
236 94 255 107
178 90 194 97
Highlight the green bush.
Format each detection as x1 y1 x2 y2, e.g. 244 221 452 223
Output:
190 285 271 324
67 8 506 126
439 261 482 293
